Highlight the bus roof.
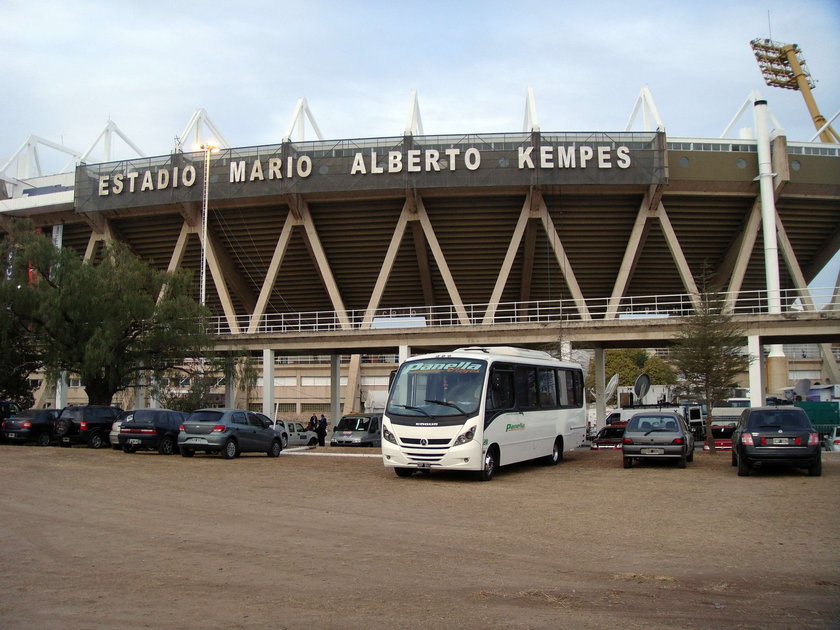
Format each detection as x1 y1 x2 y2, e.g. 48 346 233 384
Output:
405 346 580 368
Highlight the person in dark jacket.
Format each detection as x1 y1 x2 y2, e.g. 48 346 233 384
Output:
316 413 328 446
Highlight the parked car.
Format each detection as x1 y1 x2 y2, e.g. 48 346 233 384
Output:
118 409 188 455
621 411 695 469
277 420 318 447
590 423 626 450
731 406 822 476
2 409 61 446
702 420 737 452
110 414 129 450
825 426 840 452
0 400 23 443
53 405 123 448
178 409 282 459
330 413 382 447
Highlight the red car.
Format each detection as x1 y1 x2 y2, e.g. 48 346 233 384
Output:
590 423 627 450
702 423 736 451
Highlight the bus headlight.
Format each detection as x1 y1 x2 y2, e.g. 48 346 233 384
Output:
453 425 476 446
383 426 397 444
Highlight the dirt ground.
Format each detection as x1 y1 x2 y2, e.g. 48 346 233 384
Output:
0 442 838 630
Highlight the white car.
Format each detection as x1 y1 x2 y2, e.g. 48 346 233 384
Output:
275 420 318 447
825 426 840 452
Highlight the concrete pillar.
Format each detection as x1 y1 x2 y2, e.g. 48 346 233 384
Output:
54 371 68 409
748 336 765 406
262 348 275 419
330 355 341 427
134 373 146 410
398 345 410 364
594 347 606 427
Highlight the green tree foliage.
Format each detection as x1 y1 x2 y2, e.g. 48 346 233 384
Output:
669 288 752 453
1 221 211 405
585 348 676 398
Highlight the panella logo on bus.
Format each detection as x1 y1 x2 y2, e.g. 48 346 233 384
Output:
505 423 526 432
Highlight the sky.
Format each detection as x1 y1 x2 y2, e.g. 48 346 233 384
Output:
1 0 839 283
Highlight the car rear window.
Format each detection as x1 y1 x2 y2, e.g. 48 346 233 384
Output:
627 416 680 432
598 427 625 439
188 410 224 423
748 411 811 429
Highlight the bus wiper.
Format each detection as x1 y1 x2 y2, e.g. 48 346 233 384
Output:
425 399 467 415
393 404 435 420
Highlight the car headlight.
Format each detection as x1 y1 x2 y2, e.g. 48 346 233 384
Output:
453 425 476 446
383 426 397 444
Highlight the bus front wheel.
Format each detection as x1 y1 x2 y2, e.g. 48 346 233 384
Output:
478 446 498 481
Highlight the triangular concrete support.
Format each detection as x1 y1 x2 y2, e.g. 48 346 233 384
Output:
523 87 539 132
625 86 665 132
79 120 146 163
284 98 325 142
175 109 232 152
404 91 424 136
720 90 786 139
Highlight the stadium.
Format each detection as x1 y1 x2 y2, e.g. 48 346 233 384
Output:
2 78 839 421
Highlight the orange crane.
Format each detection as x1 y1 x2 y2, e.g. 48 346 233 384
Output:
750 38 839 143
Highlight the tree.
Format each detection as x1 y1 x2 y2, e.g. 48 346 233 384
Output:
669 288 752 453
585 349 676 401
1 221 211 405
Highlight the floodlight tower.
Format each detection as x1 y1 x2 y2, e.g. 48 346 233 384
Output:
750 38 839 143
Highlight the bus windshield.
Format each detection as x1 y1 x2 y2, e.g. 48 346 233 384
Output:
387 358 487 420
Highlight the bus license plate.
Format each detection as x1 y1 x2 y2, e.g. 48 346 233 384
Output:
641 448 664 455
416 463 431 469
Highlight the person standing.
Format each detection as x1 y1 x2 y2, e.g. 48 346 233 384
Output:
316 413 328 446
307 413 318 432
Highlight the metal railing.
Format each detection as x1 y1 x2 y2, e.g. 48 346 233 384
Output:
208 286 839 336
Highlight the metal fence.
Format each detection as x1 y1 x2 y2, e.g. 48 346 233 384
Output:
208 286 839 336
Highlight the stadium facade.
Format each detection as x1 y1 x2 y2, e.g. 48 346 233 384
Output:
2 92 839 421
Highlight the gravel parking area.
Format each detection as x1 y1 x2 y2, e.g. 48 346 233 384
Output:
1 443 838 629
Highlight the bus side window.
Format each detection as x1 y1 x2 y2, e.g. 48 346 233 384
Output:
488 368 514 410
556 370 570 407
514 366 538 409
538 368 558 408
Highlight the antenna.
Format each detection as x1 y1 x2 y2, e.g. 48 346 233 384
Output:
633 374 651 402
605 374 619 403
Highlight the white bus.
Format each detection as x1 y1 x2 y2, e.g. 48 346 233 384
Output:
382 346 586 481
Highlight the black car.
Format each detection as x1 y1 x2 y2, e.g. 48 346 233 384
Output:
2 408 61 446
118 409 188 455
732 406 822 476
53 405 123 449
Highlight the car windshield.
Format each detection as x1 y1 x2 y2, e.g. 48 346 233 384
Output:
335 416 371 431
627 416 680 433
188 410 224 423
387 358 487 419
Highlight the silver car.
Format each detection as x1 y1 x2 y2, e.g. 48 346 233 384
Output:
178 409 282 459
621 411 695 469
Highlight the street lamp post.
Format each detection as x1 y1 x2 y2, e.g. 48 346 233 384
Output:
198 144 218 306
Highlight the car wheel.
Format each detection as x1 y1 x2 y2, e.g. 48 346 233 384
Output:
477 446 497 481
281 433 288 449
542 437 562 465
123 444 137 454
737 453 751 476
686 447 694 462
268 439 281 457
87 432 104 449
36 432 51 447
623 456 633 469
808 458 822 477
308 437 318 446
731 452 737 467
394 467 414 477
221 439 238 459
678 452 687 469
158 435 176 455
180 447 195 458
